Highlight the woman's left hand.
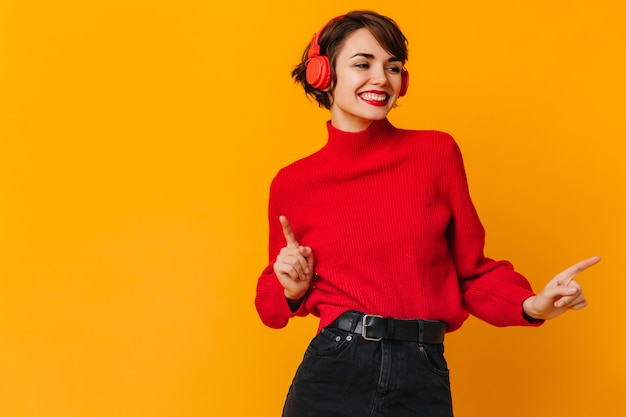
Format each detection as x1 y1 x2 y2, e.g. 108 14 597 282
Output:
522 256 601 321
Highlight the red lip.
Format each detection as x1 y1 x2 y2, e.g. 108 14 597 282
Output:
358 90 389 107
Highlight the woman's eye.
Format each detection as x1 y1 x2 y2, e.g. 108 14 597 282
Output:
387 66 401 73
355 63 370 69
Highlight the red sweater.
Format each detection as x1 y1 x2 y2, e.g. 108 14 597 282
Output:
255 118 538 332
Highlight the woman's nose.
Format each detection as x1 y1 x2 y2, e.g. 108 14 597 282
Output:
370 66 389 86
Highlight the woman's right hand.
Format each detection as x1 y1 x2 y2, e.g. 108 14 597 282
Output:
273 215 315 302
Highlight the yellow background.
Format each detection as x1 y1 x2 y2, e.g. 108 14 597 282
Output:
1 1 624 416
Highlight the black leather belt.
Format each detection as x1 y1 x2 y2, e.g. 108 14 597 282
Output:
328 310 446 344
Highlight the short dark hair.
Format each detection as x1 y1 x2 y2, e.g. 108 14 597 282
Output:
292 10 408 109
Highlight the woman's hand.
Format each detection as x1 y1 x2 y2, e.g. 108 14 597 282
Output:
523 256 601 321
273 216 315 303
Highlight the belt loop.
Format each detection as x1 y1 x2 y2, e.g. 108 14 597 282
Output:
348 311 359 333
418 319 424 345
386 317 395 338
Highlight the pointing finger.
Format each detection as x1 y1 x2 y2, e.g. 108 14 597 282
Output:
279 215 299 247
556 255 601 286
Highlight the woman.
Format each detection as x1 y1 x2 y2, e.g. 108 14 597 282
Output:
255 10 599 417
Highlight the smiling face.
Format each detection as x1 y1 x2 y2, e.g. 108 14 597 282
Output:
329 28 404 132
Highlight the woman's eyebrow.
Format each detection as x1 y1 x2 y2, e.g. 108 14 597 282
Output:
350 53 375 59
350 52 402 62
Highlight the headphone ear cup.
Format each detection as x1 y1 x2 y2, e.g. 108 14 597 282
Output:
399 69 409 97
305 55 332 90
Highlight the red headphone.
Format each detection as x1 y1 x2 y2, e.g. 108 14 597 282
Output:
305 16 409 97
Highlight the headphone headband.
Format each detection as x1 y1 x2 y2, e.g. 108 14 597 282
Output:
307 15 345 60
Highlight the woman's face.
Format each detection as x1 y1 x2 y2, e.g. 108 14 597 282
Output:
329 28 404 132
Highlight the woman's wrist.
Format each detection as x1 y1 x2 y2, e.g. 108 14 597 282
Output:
522 296 545 323
285 294 305 312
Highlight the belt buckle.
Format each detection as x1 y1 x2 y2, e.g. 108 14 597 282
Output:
362 314 383 341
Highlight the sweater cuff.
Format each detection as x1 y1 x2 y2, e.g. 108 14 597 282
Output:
255 267 309 328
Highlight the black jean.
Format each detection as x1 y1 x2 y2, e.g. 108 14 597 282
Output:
282 324 453 417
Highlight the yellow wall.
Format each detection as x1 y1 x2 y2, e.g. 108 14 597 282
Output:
1 1 624 416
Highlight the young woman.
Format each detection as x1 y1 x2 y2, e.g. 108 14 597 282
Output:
254 10 599 417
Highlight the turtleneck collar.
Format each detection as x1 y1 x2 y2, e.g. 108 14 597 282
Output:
320 118 401 162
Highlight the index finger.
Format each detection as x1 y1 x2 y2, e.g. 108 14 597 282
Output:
556 255 601 285
279 215 299 247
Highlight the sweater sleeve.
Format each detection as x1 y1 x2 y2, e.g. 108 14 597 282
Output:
254 173 309 329
443 139 541 327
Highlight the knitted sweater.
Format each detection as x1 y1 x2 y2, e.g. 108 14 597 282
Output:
255 118 538 332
